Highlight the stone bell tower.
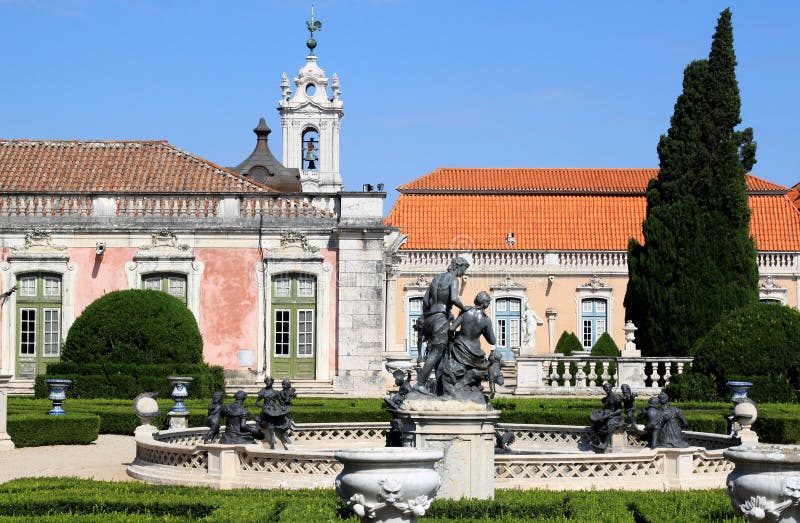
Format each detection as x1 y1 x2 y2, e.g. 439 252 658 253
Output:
278 9 344 193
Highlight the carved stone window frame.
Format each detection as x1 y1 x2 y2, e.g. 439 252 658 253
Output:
1 252 77 379
489 276 528 358
402 275 431 355
254 246 332 382
124 231 204 324
575 275 614 348
759 275 788 305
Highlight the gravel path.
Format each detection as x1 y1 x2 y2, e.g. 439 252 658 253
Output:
0 434 136 484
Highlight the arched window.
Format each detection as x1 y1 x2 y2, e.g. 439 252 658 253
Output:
495 297 521 360
16 272 62 377
143 273 187 305
581 298 607 349
301 128 319 171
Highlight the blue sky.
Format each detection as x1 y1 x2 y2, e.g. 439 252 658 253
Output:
1 1 798 210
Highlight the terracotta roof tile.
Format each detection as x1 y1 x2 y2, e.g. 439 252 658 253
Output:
0 140 274 193
388 169 800 252
398 167 787 194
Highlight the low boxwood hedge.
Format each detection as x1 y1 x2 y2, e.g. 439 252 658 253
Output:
0 478 743 522
6 412 99 447
34 363 225 400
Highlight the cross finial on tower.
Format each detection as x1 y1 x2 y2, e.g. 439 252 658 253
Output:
305 5 322 55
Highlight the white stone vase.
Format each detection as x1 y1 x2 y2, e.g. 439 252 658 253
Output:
725 444 800 522
335 447 443 523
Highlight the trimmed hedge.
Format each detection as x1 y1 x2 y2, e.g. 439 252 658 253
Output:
591 332 620 357
63 289 203 365
34 363 224 400
554 331 582 355
6 413 99 447
0 478 743 522
691 302 800 401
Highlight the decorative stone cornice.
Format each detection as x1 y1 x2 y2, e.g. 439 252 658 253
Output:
403 274 430 292
138 228 190 253
578 274 608 290
490 275 527 291
267 231 323 262
12 227 66 254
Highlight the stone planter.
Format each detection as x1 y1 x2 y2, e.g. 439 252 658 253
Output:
725 444 800 522
44 378 72 416
167 376 192 413
335 447 443 523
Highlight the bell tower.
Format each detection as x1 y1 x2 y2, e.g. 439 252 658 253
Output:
278 8 344 193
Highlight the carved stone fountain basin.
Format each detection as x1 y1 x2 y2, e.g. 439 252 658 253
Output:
725 444 800 522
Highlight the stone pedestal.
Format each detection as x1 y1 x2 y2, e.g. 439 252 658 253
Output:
398 404 499 500
167 411 190 430
616 358 647 389
515 358 544 393
0 374 14 451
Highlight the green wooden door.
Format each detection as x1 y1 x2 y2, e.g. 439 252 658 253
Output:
270 274 316 379
16 273 62 378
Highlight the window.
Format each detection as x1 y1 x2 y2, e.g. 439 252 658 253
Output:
581 298 607 349
407 297 426 358
15 273 62 376
495 297 521 360
142 273 187 304
270 273 317 379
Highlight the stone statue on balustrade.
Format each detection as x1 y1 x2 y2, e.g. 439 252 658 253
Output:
219 390 264 445
256 376 295 449
414 256 470 395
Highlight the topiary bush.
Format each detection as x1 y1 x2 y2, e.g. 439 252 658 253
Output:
63 289 203 365
46 290 220 399
554 331 582 356
691 302 800 401
590 332 620 357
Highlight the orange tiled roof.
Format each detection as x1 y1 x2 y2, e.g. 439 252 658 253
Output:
387 168 800 252
0 140 274 193
397 167 787 193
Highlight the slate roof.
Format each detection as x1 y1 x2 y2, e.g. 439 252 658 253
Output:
0 140 274 193
388 168 800 252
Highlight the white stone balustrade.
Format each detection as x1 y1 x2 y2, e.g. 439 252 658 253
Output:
515 355 693 396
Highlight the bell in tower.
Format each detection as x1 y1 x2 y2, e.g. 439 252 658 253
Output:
278 7 344 193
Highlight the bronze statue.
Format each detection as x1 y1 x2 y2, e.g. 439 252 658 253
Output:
414 256 470 394
202 391 224 443
219 390 263 445
487 349 504 399
589 382 624 450
439 291 497 398
621 384 638 424
256 376 293 449
656 391 689 448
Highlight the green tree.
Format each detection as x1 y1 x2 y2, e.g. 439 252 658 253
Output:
624 9 758 356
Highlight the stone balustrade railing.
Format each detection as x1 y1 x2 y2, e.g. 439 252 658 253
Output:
130 421 736 491
515 355 694 396
0 192 344 221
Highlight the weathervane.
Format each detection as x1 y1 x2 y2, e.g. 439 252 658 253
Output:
306 4 322 55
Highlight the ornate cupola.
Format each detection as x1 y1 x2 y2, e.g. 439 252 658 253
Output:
233 117 301 192
278 8 344 193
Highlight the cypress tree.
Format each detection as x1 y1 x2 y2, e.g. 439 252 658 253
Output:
624 9 758 356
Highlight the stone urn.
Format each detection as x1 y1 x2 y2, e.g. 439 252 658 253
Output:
725 444 800 522
335 447 443 523
44 378 72 415
728 381 758 445
167 376 193 413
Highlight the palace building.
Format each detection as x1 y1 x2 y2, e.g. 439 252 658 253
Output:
384 168 800 363
0 29 389 396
